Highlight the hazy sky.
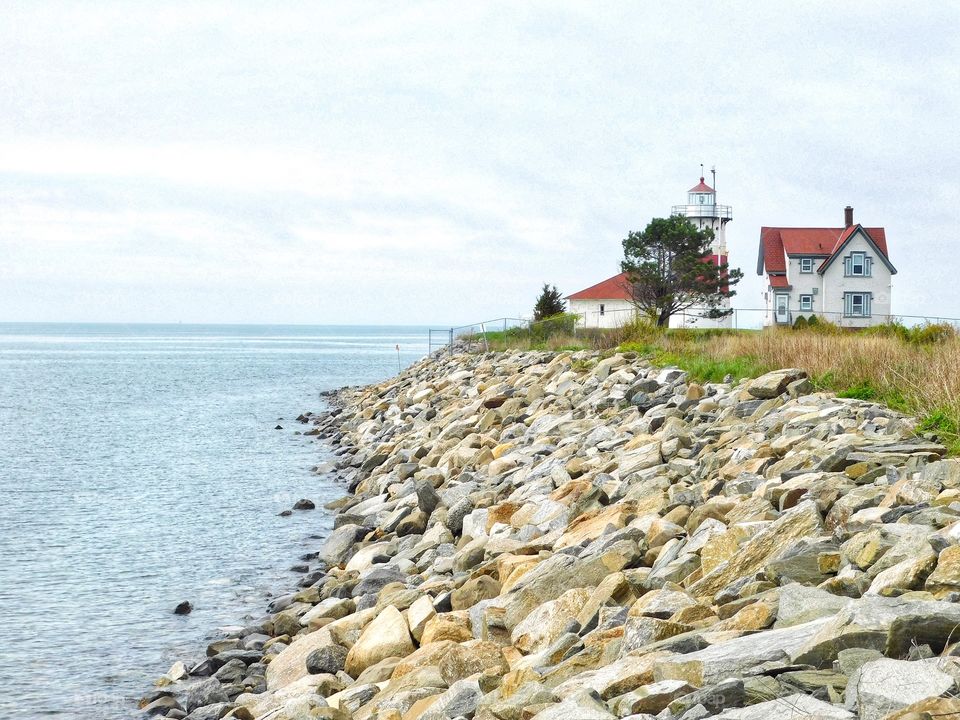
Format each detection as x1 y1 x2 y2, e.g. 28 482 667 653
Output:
1 2 957 325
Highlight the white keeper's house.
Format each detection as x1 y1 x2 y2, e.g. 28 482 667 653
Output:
567 173 733 329
757 206 896 327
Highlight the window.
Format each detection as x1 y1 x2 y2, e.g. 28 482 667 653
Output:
844 292 872 317
599 304 605 316
799 294 813 311
844 251 872 277
800 258 814 273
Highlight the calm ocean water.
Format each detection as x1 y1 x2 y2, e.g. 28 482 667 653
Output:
0 323 429 719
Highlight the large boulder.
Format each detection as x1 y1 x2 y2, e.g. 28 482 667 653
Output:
714 693 852 719
319 524 367 567
655 617 832 686
266 629 334 690
745 369 807 399
689 501 823 600
511 588 591 654
306 644 348 675
846 658 955 719
344 605 414 677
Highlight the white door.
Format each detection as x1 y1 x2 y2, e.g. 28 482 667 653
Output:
775 294 790 324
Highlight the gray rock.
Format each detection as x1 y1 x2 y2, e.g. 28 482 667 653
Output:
835 648 883 677
420 679 483 719
714 693 852 718
182 678 228 713
351 566 405 597
319 524 367 567
416 480 441 514
775 583 851 628
746 369 807 399
447 497 474 537
529 689 616 720
846 657 955 719
306 644 348 675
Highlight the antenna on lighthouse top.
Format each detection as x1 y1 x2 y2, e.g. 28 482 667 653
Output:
711 166 716 192
700 162 704 180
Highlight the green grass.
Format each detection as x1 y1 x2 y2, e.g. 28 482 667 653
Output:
643 349 769 384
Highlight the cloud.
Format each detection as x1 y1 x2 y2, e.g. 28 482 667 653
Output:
0 1 958 323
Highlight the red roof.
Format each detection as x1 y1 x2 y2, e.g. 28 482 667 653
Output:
689 177 715 193
568 255 728 301
769 275 790 288
566 272 632 300
758 225 889 277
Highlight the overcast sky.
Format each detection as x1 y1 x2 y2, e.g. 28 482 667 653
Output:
1 2 957 325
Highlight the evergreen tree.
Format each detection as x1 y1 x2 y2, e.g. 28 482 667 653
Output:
532 283 566 321
621 216 743 327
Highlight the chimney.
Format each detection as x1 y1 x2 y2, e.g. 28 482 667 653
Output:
844 206 854 228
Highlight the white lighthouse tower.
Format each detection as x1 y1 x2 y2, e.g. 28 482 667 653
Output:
669 165 734 328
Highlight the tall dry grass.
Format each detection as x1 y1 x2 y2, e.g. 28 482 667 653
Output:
661 329 960 451
705 331 960 413
466 319 960 450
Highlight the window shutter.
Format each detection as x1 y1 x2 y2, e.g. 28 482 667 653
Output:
844 257 851 276
865 257 872 276
866 294 872 316
843 293 850 315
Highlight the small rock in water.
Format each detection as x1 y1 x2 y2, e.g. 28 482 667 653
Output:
293 498 315 510
274 424 283 430
278 509 293 517
173 601 193 615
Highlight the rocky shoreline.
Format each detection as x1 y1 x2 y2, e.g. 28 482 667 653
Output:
141 349 960 720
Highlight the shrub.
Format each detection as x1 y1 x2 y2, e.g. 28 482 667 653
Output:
861 320 911 342
610 315 662 346
530 313 579 339
909 322 956 345
793 316 809 330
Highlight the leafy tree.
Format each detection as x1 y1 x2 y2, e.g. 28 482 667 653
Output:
533 283 566 321
621 216 743 327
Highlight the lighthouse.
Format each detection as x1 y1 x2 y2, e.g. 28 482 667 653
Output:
565 168 737 329
669 166 734 328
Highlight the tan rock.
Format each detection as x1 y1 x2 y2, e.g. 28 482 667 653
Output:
620 616 692 653
865 547 937 596
700 529 740 574
576 572 632 628
486 501 523 530
420 612 474 645
451 575 501 610
882 697 960 719
926 545 960 597
344 606 415 677
391 640 458 679
689 500 822 599
669 604 718 626
512 587 592 654
264 628 334 690
401 693 442 720
713 598 777 631
498 555 545 594
554 503 636 550
406 595 436 643
438 640 508 685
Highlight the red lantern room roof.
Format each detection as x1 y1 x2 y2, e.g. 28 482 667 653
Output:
689 177 715 193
